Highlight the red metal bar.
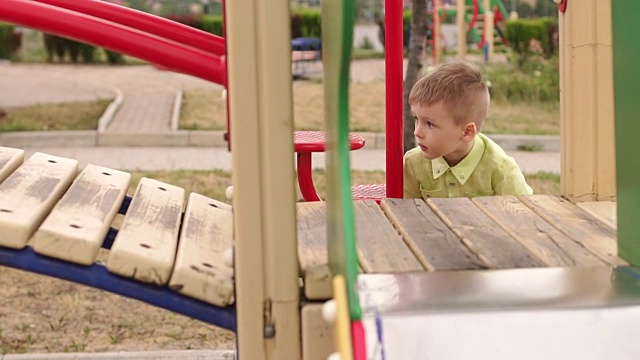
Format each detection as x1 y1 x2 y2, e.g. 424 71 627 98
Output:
0 0 226 85
297 153 322 202
33 0 225 56
385 0 404 198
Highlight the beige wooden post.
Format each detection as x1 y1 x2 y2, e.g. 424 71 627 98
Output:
225 0 301 358
559 0 615 201
433 0 440 64
457 0 466 59
483 0 494 62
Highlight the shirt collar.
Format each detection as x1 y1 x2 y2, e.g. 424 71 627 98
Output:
431 136 485 185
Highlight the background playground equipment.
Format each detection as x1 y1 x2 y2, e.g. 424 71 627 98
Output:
1 0 640 359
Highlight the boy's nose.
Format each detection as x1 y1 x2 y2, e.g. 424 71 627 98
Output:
414 126 423 139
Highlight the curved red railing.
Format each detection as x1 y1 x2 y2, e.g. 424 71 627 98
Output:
469 0 480 31
33 0 225 56
0 0 226 86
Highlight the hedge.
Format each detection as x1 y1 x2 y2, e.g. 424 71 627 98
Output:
504 17 557 57
0 23 21 60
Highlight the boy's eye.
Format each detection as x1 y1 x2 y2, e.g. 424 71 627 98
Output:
412 116 418 123
427 121 435 128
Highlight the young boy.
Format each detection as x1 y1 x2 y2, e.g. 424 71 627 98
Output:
403 61 533 199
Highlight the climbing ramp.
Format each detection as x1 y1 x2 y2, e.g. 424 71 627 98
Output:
0 148 236 331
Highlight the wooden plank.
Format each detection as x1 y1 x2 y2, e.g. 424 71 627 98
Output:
0 152 78 249
168 193 234 306
380 198 485 271
576 201 617 230
297 202 332 300
301 303 334 360
473 196 605 267
354 200 424 273
520 195 625 266
0 147 24 183
107 178 185 285
32 164 130 265
426 197 542 269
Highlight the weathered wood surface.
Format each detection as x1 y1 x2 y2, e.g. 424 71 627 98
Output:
380 198 484 271
297 202 333 300
0 152 78 249
32 164 130 265
0 147 24 183
107 178 185 285
576 201 617 230
169 193 235 306
427 197 542 269
520 195 625 266
473 196 605 267
354 200 424 273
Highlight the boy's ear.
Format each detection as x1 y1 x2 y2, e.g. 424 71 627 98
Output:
461 122 477 141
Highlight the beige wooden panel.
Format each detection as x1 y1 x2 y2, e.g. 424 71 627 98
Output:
560 0 615 201
595 8 616 201
577 201 617 230
32 164 130 265
380 198 484 271
107 178 185 285
520 195 625 266
473 196 605 267
297 202 332 300
168 193 234 306
354 200 424 273
427 197 541 269
301 303 334 360
0 147 24 183
0 152 78 249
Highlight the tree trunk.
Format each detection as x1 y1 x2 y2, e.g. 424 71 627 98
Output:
403 0 429 152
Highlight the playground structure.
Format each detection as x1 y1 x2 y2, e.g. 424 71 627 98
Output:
426 0 508 63
0 0 639 359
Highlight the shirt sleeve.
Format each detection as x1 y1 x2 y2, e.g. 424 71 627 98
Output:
403 155 423 199
493 158 534 196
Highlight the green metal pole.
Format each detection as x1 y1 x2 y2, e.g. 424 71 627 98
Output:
613 1 640 265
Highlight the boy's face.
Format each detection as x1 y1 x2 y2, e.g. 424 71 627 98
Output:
412 101 473 164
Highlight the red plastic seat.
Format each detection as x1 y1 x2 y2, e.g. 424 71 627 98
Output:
294 130 366 202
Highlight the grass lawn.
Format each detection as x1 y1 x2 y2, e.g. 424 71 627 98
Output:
179 81 559 135
0 100 112 132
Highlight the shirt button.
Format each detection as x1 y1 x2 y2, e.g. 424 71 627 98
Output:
436 169 441 174
449 183 455 187
461 175 465 179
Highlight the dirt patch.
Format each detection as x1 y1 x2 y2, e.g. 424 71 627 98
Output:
0 261 235 355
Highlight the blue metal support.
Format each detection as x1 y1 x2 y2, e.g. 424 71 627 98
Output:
0 246 237 332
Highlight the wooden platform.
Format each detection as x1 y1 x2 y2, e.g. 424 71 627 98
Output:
0 148 622 313
297 196 621 300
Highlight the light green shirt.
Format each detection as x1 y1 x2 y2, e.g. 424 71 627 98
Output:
403 133 533 199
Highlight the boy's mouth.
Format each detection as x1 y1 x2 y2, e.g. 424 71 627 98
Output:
418 144 428 152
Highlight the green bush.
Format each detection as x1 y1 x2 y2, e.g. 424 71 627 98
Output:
484 55 559 103
79 43 97 63
291 8 322 38
197 15 224 36
104 49 124 64
504 17 557 57
0 23 21 60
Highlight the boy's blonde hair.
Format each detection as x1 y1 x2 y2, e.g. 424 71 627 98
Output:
409 61 489 129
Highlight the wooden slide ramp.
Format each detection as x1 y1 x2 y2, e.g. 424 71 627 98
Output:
0 148 236 331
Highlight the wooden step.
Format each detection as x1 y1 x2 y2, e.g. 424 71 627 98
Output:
0 147 24 183
0 152 78 249
168 193 234 306
107 178 185 285
32 164 130 265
